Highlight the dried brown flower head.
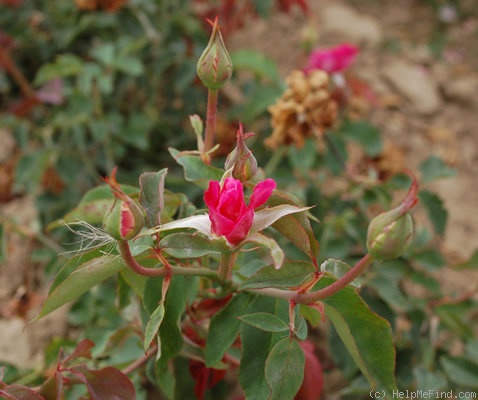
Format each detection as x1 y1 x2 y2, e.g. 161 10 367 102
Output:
347 139 406 181
265 69 338 149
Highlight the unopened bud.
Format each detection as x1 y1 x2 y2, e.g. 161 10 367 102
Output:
224 123 258 182
197 17 233 90
366 209 413 261
102 168 145 240
367 170 418 261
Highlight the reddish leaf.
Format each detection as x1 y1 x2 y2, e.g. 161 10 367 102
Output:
0 385 45 399
295 340 323 400
191 294 232 321
189 360 226 400
39 371 64 400
62 338 94 365
84 367 136 400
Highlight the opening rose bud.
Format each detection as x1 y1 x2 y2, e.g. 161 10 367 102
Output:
204 177 276 245
103 198 145 240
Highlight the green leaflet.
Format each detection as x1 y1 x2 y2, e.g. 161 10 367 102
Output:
265 337 305 400
315 275 397 398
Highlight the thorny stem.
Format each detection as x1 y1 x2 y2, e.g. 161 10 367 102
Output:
247 253 374 304
117 240 218 279
203 88 218 163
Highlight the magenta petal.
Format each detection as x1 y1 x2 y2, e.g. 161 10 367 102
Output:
306 43 359 73
226 208 254 245
204 180 221 208
218 185 245 218
249 179 276 209
209 208 236 236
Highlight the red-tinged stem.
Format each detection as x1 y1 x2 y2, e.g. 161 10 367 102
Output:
122 344 158 375
246 254 374 304
293 253 373 303
398 169 419 215
0 48 36 99
203 88 218 163
117 240 218 279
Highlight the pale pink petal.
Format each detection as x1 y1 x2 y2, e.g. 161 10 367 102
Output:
36 78 64 105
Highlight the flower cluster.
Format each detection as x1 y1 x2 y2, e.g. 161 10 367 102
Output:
265 69 337 149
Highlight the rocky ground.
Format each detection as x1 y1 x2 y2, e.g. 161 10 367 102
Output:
1 0 477 382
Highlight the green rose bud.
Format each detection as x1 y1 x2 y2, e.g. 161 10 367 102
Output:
197 17 233 90
366 209 413 261
366 170 418 261
224 123 258 182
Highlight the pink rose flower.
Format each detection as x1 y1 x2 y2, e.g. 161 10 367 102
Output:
304 43 359 74
204 177 276 245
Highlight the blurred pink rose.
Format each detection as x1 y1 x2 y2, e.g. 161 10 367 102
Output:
204 177 276 245
304 43 359 74
296 340 323 400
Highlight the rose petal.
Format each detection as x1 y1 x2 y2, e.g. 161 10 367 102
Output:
209 208 236 236
305 43 359 73
218 184 246 219
249 178 276 209
226 208 254 245
204 180 221 208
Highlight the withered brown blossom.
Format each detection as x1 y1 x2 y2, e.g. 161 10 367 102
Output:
265 69 338 149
